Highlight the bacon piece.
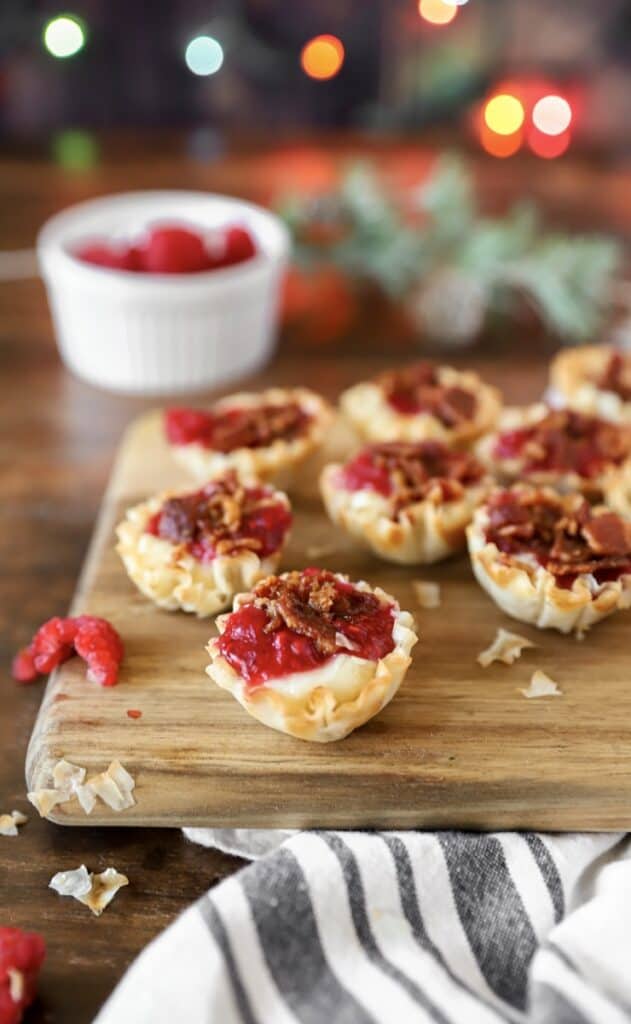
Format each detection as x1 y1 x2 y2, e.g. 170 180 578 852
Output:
253 570 381 657
582 513 631 556
486 488 631 581
494 409 631 478
149 472 286 559
210 402 309 451
598 351 631 401
344 440 483 513
376 363 477 426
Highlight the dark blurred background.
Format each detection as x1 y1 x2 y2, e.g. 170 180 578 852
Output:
1 0 630 160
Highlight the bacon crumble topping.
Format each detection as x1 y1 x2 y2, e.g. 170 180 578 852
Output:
341 441 484 514
251 570 382 656
165 402 311 451
376 362 477 426
494 408 630 479
597 351 631 401
486 489 631 581
147 472 290 559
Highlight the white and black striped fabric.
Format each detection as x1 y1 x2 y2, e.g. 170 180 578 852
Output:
95 829 631 1024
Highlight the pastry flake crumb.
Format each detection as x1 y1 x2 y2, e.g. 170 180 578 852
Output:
305 543 338 560
75 783 97 815
0 810 28 837
478 628 535 668
520 670 562 699
49 864 92 899
83 760 136 812
27 788 66 818
52 760 86 794
28 758 135 817
84 868 129 916
412 581 441 609
49 864 128 916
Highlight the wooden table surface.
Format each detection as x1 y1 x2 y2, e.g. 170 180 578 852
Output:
1 135 629 1023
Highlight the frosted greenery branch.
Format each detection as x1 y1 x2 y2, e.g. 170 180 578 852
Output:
278 155 622 346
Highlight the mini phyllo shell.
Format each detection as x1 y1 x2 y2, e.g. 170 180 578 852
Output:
467 485 631 635
321 440 491 564
116 472 291 617
340 361 501 446
164 387 333 490
477 404 631 499
549 345 631 423
206 568 418 742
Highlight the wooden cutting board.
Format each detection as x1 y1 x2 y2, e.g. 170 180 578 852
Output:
26 410 631 831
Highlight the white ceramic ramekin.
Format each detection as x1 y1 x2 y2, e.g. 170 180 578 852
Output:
37 191 290 395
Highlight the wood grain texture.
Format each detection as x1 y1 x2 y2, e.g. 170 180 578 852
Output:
26 410 631 831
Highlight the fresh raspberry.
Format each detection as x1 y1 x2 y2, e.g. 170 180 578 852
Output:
0 927 46 1024
74 242 136 271
213 225 257 269
141 225 208 274
11 617 123 687
10 649 38 685
74 618 124 687
30 617 78 674
164 407 214 446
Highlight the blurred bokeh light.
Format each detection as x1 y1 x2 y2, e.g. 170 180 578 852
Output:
43 15 86 59
300 35 345 80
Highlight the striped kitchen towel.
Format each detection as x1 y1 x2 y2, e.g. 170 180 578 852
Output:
95 829 631 1024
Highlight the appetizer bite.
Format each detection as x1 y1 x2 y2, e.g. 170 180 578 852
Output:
206 568 418 742
478 404 631 498
164 387 333 489
340 361 501 446
549 345 631 423
467 485 631 634
321 440 491 564
116 472 291 616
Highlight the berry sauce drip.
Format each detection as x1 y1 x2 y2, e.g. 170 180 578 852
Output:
338 441 484 509
493 409 630 479
485 489 631 588
218 569 395 688
145 474 291 561
377 362 477 426
597 350 631 401
73 222 257 274
164 401 311 452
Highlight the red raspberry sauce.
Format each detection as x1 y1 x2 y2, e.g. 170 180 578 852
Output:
218 578 395 689
145 484 291 561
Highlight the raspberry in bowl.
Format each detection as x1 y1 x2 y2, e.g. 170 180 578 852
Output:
37 191 289 395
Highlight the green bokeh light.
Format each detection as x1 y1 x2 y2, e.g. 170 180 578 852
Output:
52 130 98 171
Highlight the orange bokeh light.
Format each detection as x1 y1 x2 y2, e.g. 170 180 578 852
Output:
418 0 458 26
528 127 571 159
301 35 345 80
479 122 523 158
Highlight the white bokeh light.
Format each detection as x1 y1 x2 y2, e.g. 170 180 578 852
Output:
532 95 572 136
185 36 224 77
43 15 85 58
